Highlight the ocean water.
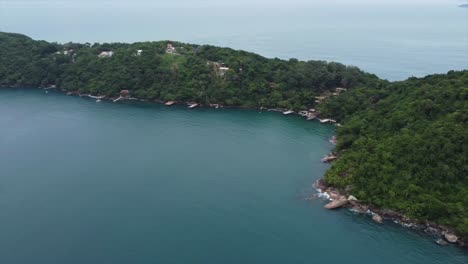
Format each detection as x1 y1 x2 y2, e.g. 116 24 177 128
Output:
0 88 466 264
0 0 467 80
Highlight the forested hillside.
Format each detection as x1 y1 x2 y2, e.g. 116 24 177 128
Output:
319 71 468 237
0 32 378 109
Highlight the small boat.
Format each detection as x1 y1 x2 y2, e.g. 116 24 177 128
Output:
299 111 309 117
320 119 337 124
88 94 105 99
283 110 294 115
96 99 101 103
188 103 198 109
165 101 175 106
268 108 282 112
43 85 56 90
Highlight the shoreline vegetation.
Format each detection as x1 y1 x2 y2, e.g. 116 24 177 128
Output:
0 32 466 247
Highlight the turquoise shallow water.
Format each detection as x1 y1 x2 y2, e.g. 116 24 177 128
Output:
0 0 467 80
0 88 466 263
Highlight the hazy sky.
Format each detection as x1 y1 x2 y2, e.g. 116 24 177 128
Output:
1 0 465 6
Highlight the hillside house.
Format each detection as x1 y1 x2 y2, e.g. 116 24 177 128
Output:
166 43 176 54
335 87 347 92
218 67 230 77
120 90 130 98
98 51 114 58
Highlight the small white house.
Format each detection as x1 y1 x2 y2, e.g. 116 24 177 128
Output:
335 87 348 92
98 51 114 58
55 49 74 56
218 67 230 76
166 43 176 54
136 50 143 56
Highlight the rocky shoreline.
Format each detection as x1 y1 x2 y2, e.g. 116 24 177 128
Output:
35 87 341 122
312 179 467 248
2 86 343 124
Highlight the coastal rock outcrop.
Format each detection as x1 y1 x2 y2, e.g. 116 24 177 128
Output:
372 213 383 224
324 198 348 209
321 153 337 163
312 181 466 248
328 192 342 201
444 233 458 243
349 202 368 214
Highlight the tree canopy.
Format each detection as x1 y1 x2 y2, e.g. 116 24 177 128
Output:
320 71 468 237
0 32 378 110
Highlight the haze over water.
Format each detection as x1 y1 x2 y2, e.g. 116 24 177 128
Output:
0 0 467 80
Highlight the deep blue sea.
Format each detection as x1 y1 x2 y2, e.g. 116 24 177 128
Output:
0 0 467 80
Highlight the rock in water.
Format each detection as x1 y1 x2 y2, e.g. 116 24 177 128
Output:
349 202 368 214
436 239 448 246
444 233 458 243
324 199 348 209
372 214 383 224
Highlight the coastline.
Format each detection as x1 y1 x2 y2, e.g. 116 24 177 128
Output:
3 85 466 249
0 85 335 122
48 86 468 248
312 179 467 248
39 86 336 122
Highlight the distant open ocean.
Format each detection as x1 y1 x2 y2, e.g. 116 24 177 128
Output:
0 0 467 80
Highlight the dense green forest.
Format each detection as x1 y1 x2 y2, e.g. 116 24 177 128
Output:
319 71 468 237
0 32 379 109
1 32 466 239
